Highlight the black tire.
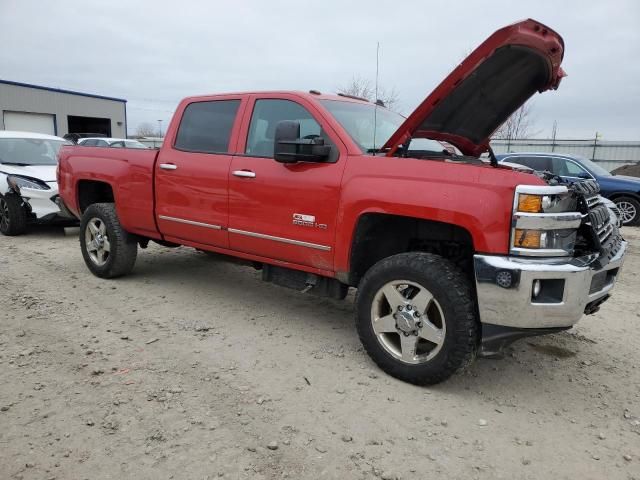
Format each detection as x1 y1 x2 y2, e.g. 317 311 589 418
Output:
80 203 138 278
0 193 27 236
356 252 478 385
613 196 640 226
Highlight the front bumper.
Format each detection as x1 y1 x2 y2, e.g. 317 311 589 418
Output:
474 240 627 330
19 182 75 222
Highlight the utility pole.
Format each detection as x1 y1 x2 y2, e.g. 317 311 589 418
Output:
551 120 558 152
157 120 163 138
592 131 601 160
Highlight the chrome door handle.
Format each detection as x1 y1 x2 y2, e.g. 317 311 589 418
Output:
159 163 177 170
232 170 256 178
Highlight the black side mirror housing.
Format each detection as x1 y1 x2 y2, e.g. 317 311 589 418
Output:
273 120 331 164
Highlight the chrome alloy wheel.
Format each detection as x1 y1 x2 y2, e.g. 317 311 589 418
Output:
370 280 446 364
85 217 111 266
0 197 9 231
616 200 637 225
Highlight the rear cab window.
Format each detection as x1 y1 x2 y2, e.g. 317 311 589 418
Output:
174 100 241 154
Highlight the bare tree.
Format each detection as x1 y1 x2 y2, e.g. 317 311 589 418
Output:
135 122 157 137
337 75 401 112
493 102 538 144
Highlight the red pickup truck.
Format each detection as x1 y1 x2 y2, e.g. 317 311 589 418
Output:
58 19 627 384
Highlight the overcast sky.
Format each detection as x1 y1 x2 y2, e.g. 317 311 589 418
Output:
1 0 638 140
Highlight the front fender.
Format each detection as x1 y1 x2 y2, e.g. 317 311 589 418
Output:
333 156 544 273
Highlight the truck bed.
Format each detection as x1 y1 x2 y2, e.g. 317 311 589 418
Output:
57 145 161 238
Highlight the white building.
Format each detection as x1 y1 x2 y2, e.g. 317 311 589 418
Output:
0 79 127 138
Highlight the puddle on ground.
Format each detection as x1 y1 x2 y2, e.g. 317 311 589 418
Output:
527 342 576 358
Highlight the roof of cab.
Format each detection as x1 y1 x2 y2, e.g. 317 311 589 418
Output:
180 91 374 105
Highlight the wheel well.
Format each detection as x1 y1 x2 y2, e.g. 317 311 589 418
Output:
348 213 475 286
77 180 114 213
607 192 640 202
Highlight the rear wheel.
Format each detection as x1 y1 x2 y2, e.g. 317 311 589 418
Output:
80 203 138 278
0 193 27 236
613 196 640 226
356 252 478 385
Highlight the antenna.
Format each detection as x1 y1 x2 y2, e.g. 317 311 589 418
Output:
372 41 380 153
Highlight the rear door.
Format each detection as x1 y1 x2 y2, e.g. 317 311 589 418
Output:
227 95 346 271
155 96 244 247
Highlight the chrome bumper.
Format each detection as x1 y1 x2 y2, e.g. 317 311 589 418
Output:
474 241 627 329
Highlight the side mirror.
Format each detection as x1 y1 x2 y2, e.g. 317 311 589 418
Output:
273 120 331 164
576 172 591 179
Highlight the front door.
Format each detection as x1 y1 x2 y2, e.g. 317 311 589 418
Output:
228 96 345 271
155 98 242 247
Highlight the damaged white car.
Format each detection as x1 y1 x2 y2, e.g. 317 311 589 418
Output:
0 131 76 235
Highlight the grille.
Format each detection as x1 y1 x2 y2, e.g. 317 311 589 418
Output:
589 204 613 244
582 188 622 264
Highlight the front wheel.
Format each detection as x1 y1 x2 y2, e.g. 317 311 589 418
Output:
613 196 640 226
0 193 27 236
356 252 478 385
80 203 138 278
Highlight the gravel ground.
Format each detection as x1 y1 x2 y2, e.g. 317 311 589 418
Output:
1 226 639 480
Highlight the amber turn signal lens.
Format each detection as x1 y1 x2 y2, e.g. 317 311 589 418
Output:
517 194 543 213
514 229 542 248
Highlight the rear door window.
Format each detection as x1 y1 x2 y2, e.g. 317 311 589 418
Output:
175 100 240 154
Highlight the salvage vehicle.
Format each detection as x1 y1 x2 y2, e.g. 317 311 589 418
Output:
58 19 627 384
77 137 149 149
63 132 107 144
0 131 76 235
497 152 640 226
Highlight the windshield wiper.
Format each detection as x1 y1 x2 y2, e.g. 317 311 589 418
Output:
0 162 31 166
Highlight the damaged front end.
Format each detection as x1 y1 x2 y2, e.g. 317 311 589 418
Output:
2 174 76 224
474 176 627 357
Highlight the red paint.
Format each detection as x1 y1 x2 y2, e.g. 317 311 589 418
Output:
58 20 559 280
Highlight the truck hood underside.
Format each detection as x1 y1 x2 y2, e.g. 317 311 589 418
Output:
383 19 565 157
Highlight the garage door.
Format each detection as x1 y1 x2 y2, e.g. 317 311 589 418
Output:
3 111 56 135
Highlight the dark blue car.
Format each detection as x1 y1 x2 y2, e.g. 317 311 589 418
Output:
497 152 640 226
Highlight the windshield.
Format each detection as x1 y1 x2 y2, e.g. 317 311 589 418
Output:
320 100 405 152
577 156 612 177
0 138 67 165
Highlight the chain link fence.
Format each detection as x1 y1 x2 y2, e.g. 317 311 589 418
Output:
490 139 640 172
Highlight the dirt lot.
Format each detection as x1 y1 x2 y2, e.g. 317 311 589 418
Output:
1 226 639 480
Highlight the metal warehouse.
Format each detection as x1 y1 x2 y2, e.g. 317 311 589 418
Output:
0 79 126 138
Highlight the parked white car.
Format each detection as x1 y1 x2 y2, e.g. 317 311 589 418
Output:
77 137 148 149
0 131 76 235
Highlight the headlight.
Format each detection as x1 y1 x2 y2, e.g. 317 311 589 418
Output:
7 175 50 192
513 228 577 251
511 186 582 257
517 194 562 213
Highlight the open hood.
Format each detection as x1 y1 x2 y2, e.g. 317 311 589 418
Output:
383 19 566 157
